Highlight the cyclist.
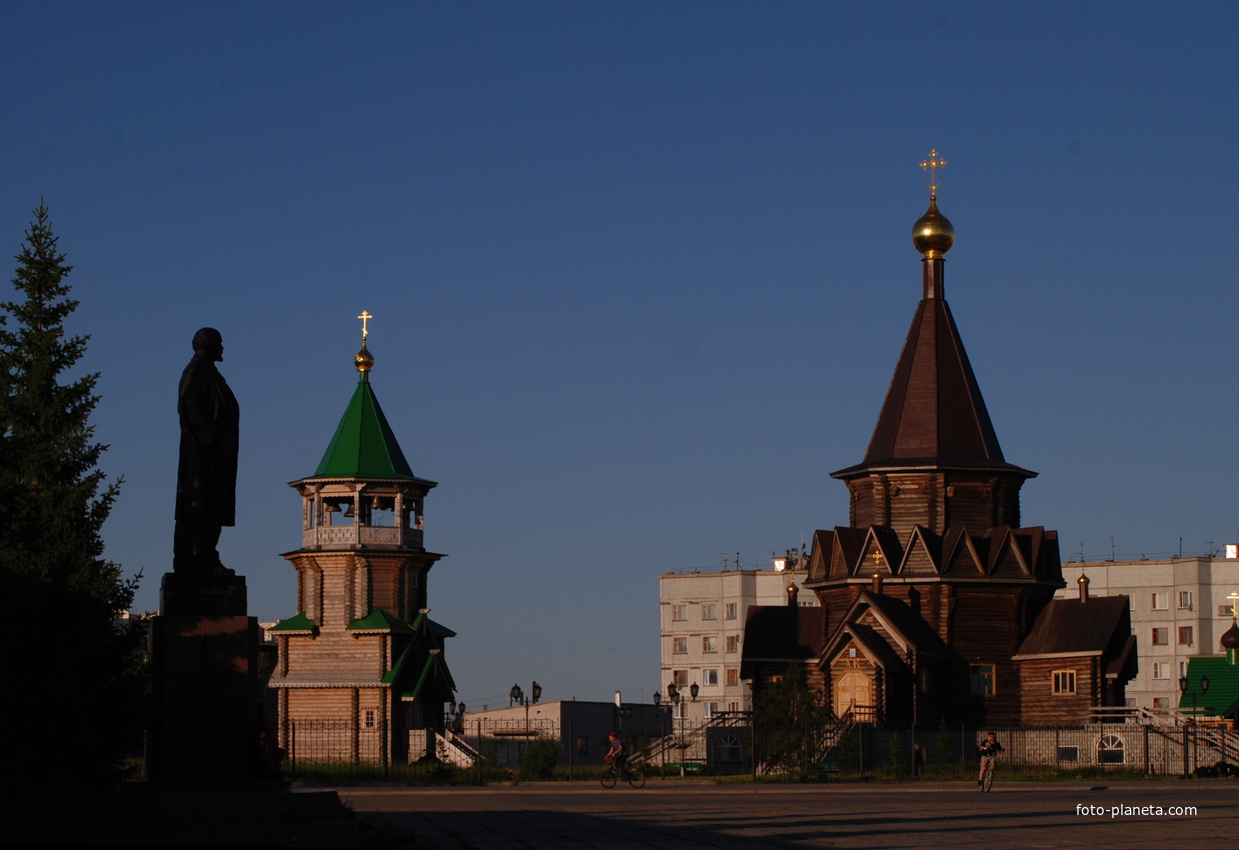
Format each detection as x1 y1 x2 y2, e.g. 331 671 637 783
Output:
606 732 627 772
977 732 1003 786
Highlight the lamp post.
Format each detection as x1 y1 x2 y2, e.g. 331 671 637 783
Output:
667 682 684 776
446 701 466 734
653 691 666 776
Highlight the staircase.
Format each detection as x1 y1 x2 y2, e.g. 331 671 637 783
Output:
434 729 480 767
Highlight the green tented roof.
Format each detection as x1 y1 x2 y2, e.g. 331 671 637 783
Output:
270 612 316 632
313 374 415 479
1179 657 1239 717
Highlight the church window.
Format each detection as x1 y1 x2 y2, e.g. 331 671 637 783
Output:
1150 592 1168 610
970 664 995 696
1151 628 1168 645
1052 670 1076 695
725 603 737 620
1178 626 1193 646
1178 591 1193 609
363 709 376 730
703 636 718 653
726 635 740 653
673 637 687 654
702 604 717 620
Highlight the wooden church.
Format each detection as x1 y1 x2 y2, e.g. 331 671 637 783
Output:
268 319 457 763
752 154 1136 726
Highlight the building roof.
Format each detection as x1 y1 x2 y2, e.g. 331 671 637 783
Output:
1179 656 1239 719
312 373 417 480
832 266 1032 479
739 605 825 678
1015 595 1131 657
269 611 316 633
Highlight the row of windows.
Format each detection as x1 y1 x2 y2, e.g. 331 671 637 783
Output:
672 635 741 653
670 668 741 688
1150 626 1194 646
1147 592 1236 616
671 602 740 621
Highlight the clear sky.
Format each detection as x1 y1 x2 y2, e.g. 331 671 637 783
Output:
3 1 1238 710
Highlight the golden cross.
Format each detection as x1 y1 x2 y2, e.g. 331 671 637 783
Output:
358 310 373 340
872 550 884 567
920 149 947 195
1228 591 1239 618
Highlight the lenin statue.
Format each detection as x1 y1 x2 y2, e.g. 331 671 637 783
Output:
173 327 239 575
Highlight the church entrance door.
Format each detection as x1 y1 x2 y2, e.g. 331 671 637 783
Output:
834 669 874 722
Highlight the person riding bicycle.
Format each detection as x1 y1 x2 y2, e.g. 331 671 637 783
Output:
977 732 1003 786
606 732 627 771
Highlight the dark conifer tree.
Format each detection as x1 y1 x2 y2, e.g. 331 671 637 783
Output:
0 203 144 786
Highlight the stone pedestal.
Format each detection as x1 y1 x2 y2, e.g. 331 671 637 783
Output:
148 572 259 782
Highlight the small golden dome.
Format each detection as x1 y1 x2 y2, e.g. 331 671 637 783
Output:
912 195 955 258
355 340 374 373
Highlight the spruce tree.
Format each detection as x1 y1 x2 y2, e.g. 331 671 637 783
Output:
0 203 144 786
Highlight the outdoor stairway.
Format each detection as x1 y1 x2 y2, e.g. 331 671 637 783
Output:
641 711 751 767
434 729 480 767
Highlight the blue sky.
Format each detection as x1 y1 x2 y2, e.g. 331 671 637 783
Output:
3 1 1238 708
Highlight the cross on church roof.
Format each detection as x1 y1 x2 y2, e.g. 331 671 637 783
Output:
920 149 946 196
358 310 373 340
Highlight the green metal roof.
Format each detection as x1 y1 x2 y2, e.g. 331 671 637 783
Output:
1179 657 1239 717
269 612 317 632
313 373 415 479
347 608 413 632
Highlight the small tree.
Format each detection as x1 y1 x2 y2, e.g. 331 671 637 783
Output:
753 664 831 780
0 203 144 787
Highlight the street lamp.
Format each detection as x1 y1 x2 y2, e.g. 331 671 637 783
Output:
446 701 466 734
667 682 686 776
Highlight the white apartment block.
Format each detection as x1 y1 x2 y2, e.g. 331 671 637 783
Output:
1056 554 1239 711
659 554 818 725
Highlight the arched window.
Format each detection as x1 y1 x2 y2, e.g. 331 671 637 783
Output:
714 734 742 764
1096 734 1125 764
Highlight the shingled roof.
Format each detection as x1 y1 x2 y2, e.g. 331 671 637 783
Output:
834 294 1033 478
1015 595 1132 657
739 606 825 680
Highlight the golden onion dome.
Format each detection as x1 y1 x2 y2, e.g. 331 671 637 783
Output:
355 340 374 373
911 195 955 258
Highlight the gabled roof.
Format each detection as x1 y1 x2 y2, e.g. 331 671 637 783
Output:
739 605 825 679
1015 595 1131 657
832 296 1033 479
313 374 416 480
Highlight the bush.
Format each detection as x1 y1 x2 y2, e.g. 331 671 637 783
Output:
519 736 560 780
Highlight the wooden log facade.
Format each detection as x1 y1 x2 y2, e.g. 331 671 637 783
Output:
268 340 457 765
777 188 1135 727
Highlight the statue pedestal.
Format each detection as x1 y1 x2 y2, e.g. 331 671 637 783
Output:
148 572 259 782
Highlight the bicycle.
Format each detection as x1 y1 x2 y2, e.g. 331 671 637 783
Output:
600 761 646 789
979 755 997 793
